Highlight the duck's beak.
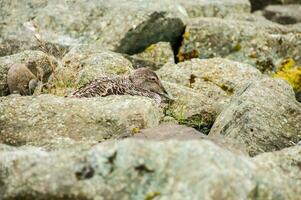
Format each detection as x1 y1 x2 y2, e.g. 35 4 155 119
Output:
160 88 174 101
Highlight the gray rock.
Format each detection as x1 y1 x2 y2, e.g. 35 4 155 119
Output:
132 123 248 154
178 17 301 72
263 4 301 24
176 0 251 18
0 95 161 148
0 50 58 96
48 44 133 96
209 77 301 156
0 139 300 199
125 42 174 70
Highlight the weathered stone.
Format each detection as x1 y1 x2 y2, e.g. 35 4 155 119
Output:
0 50 58 96
0 95 161 148
176 0 251 18
48 44 133 96
210 77 301 156
178 17 301 73
0 139 300 199
125 42 174 70
132 123 248 154
263 4 301 24
163 81 224 134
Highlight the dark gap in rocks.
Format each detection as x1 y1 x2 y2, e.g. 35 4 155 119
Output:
134 164 154 175
107 151 117 174
173 26 186 64
115 11 185 56
249 0 282 12
75 164 95 180
7 193 91 200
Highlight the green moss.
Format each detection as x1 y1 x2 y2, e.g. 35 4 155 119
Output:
144 192 161 200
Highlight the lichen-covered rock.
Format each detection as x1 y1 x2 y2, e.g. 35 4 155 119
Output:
163 81 224 134
176 0 251 18
253 145 301 187
0 50 58 96
125 42 174 70
0 139 300 199
0 95 161 148
178 17 301 73
158 58 261 100
209 77 301 156
263 4 301 24
132 123 248 154
48 44 133 96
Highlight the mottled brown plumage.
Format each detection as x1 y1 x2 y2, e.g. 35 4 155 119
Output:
70 68 171 104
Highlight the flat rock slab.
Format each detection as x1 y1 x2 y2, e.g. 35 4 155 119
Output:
178 17 301 72
0 95 160 148
210 77 301 156
0 139 300 199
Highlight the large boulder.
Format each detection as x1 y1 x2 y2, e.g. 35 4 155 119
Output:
263 4 301 24
0 95 161 148
209 77 301 156
48 44 133 96
176 0 251 18
0 50 58 96
0 139 300 199
178 17 301 73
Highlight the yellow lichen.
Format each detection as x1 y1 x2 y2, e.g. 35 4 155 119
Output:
132 127 140 134
145 44 156 52
183 31 190 40
273 58 301 91
177 49 199 62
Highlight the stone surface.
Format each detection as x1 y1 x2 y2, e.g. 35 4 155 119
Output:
125 42 174 70
210 77 301 156
48 44 133 96
0 95 161 148
178 17 301 73
132 123 247 154
0 139 300 200
0 50 58 96
263 4 301 24
176 0 251 18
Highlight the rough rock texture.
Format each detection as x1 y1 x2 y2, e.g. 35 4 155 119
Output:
176 0 251 18
0 95 160 148
0 0 186 56
0 50 57 96
210 77 301 156
0 139 300 200
125 42 174 70
253 145 301 187
48 44 133 96
178 17 301 73
263 4 301 24
163 81 224 134
158 58 261 101
249 0 301 11
132 123 248 154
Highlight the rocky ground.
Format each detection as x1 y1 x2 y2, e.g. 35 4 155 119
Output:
0 0 301 199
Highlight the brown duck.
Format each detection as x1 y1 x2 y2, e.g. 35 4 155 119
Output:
70 68 171 104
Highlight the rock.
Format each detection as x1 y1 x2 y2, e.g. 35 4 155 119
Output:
132 123 248 154
253 145 301 186
0 95 161 148
209 77 301 156
163 81 224 134
0 139 300 199
158 58 261 101
263 4 301 24
48 44 133 96
0 50 58 96
176 0 251 18
178 17 301 73
7 64 38 95
125 42 174 70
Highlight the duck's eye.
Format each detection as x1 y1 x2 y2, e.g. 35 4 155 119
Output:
149 77 157 81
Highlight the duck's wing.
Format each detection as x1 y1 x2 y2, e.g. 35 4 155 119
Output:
70 77 127 98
